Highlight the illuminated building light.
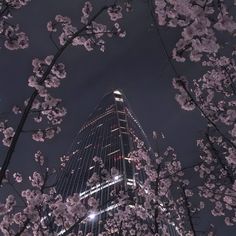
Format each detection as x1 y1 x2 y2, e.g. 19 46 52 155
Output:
79 109 115 132
58 229 65 235
127 178 134 182
114 175 119 180
88 212 96 220
111 128 119 132
124 157 132 161
115 97 124 102
55 90 178 235
103 143 111 148
107 149 120 156
79 176 123 199
85 144 92 149
127 178 136 186
113 90 122 95
144 189 149 194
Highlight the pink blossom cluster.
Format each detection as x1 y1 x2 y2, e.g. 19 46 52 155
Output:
196 138 236 226
154 1 236 63
81 1 93 25
25 56 67 142
46 2 126 52
190 54 236 171
0 134 211 235
172 77 196 111
34 150 44 166
0 159 102 235
107 5 123 21
13 172 22 183
103 186 152 235
0 121 15 147
155 4 236 217
0 0 30 50
125 137 199 235
5 0 31 9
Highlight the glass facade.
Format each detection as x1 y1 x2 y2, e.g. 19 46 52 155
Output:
56 90 178 235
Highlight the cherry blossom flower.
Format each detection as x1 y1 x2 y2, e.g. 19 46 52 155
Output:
34 150 44 166
13 172 23 183
4 25 29 50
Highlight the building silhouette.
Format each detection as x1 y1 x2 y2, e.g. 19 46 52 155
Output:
56 90 178 235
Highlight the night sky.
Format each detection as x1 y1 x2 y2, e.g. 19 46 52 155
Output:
0 0 234 235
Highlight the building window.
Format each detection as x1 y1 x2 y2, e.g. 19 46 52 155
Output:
115 97 124 102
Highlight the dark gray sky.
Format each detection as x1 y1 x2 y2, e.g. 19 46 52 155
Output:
0 0 234 235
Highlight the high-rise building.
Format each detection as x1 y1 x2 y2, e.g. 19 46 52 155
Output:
56 90 177 235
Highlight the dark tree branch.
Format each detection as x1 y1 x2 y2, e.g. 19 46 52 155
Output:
14 219 30 236
178 80 236 149
148 0 180 77
205 131 235 184
0 5 110 185
182 186 197 236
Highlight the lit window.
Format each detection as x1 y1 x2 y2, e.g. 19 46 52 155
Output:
115 97 123 102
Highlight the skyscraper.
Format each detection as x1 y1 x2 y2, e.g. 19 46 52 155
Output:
56 90 177 235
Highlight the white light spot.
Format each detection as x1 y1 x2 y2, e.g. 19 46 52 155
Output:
115 97 123 102
114 175 119 181
114 90 122 95
88 213 96 220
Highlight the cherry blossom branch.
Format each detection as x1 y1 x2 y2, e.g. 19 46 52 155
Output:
15 219 30 236
159 161 203 180
222 65 236 95
7 181 27 207
0 5 110 185
178 79 236 149
200 183 236 200
152 133 162 232
148 0 180 77
49 32 60 50
205 131 235 184
0 3 9 18
182 186 197 236
59 194 119 236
